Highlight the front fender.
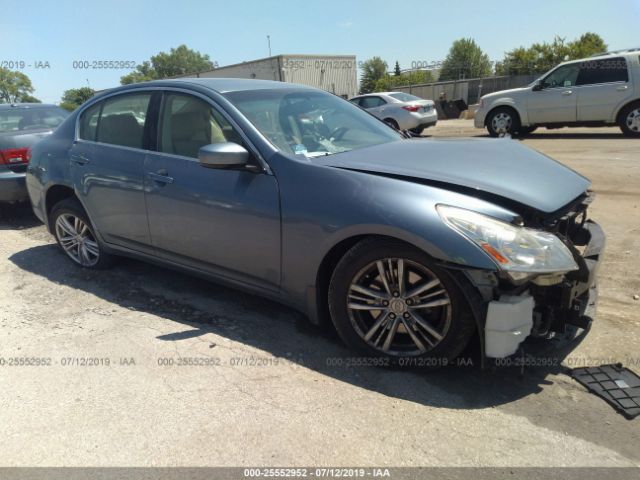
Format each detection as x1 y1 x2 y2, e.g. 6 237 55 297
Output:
484 98 529 125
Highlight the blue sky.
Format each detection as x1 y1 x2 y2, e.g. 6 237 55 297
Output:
1 0 638 103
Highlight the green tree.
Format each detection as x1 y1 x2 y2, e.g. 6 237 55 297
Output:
21 94 41 103
59 87 95 111
439 38 492 81
0 68 37 103
394 61 401 76
568 32 607 59
373 70 435 92
359 57 388 94
121 45 215 85
495 33 607 75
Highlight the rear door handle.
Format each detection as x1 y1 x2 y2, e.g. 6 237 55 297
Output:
148 171 174 184
70 154 90 165
561 90 573 95
617 85 629 91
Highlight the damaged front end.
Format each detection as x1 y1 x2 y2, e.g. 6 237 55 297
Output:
443 192 605 359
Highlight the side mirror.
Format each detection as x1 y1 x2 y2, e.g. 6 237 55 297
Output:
198 142 249 168
532 82 544 92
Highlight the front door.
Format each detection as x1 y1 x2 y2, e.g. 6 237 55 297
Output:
528 63 580 124
144 91 281 290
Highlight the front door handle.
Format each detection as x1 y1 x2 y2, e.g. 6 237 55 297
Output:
561 90 573 96
617 85 629 91
148 170 174 184
70 154 90 165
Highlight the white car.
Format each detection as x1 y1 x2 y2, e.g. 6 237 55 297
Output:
475 48 640 137
350 92 438 135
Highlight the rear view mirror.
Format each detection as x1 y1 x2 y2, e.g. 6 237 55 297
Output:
532 82 544 92
198 142 249 168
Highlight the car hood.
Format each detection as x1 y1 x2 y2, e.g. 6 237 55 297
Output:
482 86 531 101
318 138 591 214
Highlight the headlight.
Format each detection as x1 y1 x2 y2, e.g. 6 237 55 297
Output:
437 205 578 274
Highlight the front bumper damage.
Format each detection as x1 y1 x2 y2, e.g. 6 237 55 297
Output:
483 196 605 359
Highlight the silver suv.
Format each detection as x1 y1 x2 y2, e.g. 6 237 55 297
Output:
475 48 640 137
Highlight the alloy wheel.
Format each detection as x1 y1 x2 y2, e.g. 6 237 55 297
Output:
626 108 640 132
491 112 512 135
346 258 452 356
55 213 100 267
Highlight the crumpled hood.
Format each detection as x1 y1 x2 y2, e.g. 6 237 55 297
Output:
318 138 590 213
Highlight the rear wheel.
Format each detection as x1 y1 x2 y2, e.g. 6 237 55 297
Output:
486 107 520 137
328 238 476 365
50 197 113 269
619 102 640 137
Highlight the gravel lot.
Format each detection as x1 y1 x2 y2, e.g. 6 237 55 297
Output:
0 119 638 468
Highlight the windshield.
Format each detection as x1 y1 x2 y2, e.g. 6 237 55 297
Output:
224 89 403 158
388 92 423 102
0 107 69 134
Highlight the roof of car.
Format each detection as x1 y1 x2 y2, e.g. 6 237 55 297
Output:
0 103 61 109
98 78 314 96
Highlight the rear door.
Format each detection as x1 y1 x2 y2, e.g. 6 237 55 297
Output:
144 90 281 291
576 57 633 122
70 92 153 250
359 96 388 118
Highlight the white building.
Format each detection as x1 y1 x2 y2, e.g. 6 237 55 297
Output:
175 54 358 99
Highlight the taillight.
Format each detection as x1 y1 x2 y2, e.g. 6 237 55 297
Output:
402 105 421 112
0 147 31 165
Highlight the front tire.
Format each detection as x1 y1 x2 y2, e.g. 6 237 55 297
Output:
50 197 113 269
517 125 537 135
619 101 640 137
328 238 476 364
486 107 520 137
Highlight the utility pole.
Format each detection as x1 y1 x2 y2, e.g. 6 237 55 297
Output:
267 35 271 57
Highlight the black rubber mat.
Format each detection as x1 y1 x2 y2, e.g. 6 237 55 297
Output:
571 364 640 419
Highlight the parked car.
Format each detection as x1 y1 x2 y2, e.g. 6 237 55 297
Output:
475 48 640 137
27 78 603 364
349 92 437 134
0 103 69 203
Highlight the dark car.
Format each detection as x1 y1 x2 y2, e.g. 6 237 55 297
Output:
0 103 69 203
26 79 604 364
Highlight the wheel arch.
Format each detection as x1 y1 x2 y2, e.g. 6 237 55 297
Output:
614 98 640 123
484 103 524 127
44 183 77 232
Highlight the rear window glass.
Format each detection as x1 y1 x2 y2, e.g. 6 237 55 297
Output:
577 57 628 85
96 93 151 149
388 92 423 102
0 107 68 133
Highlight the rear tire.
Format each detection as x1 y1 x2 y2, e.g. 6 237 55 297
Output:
328 238 476 366
50 197 114 269
486 107 520 137
618 101 640 137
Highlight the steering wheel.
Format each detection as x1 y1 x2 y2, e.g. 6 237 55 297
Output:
329 126 349 141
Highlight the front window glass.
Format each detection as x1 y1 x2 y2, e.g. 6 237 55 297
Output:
0 107 68 133
224 89 402 158
159 93 241 158
541 64 580 88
